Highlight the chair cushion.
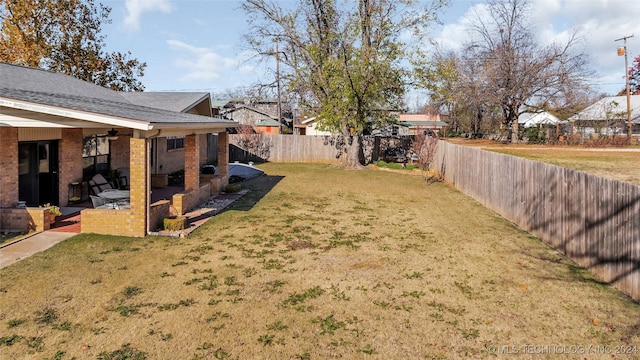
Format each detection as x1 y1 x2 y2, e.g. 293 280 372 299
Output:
90 195 106 208
91 174 113 192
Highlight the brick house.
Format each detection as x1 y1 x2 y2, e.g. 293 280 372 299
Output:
222 104 278 127
120 92 223 184
0 63 237 237
398 113 448 136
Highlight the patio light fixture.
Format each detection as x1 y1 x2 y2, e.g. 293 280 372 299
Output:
107 128 119 141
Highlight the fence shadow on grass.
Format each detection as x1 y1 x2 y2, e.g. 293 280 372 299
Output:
524 166 640 299
224 174 284 212
434 141 640 302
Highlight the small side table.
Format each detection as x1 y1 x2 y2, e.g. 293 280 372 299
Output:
68 182 83 204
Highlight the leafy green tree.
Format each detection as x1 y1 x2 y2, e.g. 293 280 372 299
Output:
243 0 445 167
0 0 145 91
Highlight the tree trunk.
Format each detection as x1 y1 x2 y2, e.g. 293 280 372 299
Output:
511 118 519 143
342 131 363 169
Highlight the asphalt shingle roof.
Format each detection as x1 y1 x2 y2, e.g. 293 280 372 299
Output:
570 95 640 124
121 92 209 113
0 63 235 127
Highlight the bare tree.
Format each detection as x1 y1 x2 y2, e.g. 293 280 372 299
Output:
467 0 591 143
234 125 272 161
419 49 500 138
411 131 440 182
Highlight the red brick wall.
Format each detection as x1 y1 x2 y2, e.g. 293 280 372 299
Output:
184 134 200 191
154 137 184 175
110 136 130 171
152 134 208 175
150 200 171 232
199 134 208 166
58 129 83 206
172 184 210 215
0 128 19 207
200 174 226 194
0 208 48 232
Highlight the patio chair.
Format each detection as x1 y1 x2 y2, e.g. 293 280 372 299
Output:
90 195 106 208
117 167 130 190
88 174 116 195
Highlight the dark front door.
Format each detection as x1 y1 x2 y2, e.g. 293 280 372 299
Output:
18 141 59 206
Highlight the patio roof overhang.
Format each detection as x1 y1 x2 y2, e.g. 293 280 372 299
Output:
0 96 237 136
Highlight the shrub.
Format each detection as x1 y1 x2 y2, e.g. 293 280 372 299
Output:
224 183 242 193
163 216 186 231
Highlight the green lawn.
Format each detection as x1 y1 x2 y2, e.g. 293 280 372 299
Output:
1 163 638 359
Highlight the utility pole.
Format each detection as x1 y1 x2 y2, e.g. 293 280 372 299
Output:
615 34 634 143
276 38 282 135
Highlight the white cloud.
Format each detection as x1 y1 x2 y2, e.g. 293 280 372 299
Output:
124 0 173 31
432 0 640 95
552 0 640 94
167 40 245 84
432 3 490 52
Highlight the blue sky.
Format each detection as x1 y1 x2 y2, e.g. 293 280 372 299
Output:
101 0 640 98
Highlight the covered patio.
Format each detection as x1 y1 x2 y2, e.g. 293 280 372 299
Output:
0 62 238 237
50 186 245 236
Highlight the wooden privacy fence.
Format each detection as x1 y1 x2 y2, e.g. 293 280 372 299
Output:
228 134 412 164
229 134 342 164
433 141 640 301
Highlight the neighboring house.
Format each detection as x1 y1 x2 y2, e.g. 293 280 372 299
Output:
296 117 409 136
222 99 279 117
211 99 233 116
254 118 281 134
518 111 565 128
0 63 237 237
219 99 293 133
369 124 409 136
569 95 640 136
222 104 278 127
398 113 448 136
296 117 333 136
518 111 567 141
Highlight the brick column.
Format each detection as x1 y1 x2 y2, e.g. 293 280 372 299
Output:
217 132 229 179
128 137 148 237
0 128 19 208
58 129 83 206
184 134 200 191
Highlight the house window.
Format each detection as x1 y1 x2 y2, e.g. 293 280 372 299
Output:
82 135 110 179
167 136 184 151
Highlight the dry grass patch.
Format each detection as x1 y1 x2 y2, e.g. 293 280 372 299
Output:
0 163 638 359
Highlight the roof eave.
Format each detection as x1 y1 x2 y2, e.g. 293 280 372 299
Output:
0 96 152 130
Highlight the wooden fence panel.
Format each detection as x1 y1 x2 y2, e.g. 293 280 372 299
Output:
433 141 640 302
229 134 342 164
